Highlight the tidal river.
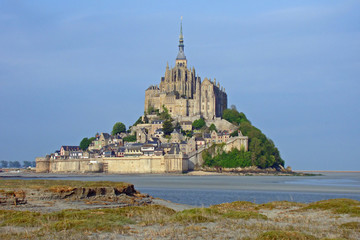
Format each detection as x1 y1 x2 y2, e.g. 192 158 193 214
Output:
4 172 360 206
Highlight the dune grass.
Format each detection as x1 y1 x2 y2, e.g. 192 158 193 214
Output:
256 230 318 240
0 179 359 239
301 198 360 217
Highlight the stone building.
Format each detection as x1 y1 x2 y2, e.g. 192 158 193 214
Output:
144 20 227 121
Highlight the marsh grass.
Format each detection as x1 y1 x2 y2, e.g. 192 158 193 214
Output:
1 179 359 240
260 201 306 210
301 199 360 217
340 221 360 231
256 230 318 240
171 205 268 224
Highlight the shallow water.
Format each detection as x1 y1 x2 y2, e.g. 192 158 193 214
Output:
4 172 360 206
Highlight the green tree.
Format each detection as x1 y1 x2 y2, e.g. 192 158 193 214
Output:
162 119 174 135
192 118 206 130
112 122 126 135
23 161 32 168
222 106 249 125
133 116 144 126
80 138 91 151
209 123 217 132
1 160 8 168
9 161 21 168
159 105 171 120
203 108 285 169
174 122 182 131
123 134 136 142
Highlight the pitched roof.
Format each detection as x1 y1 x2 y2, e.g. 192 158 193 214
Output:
61 146 80 151
169 144 180 154
102 133 111 139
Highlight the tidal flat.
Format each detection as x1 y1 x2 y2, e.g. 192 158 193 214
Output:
0 179 359 239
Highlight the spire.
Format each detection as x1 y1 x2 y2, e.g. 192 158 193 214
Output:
176 16 186 60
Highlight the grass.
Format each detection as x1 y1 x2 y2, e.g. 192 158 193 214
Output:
260 201 306 210
1 179 359 239
256 230 318 240
340 221 360 231
301 198 360 217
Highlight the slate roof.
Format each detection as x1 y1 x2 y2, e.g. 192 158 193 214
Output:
102 133 111 139
168 144 180 154
61 146 80 151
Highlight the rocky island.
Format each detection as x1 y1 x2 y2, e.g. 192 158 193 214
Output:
36 20 286 176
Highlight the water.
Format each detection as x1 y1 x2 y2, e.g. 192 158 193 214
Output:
3 172 360 206
137 188 360 206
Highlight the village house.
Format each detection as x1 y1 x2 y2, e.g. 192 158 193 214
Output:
60 146 81 158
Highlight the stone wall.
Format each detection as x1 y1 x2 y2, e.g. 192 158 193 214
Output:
36 157 50 173
104 155 187 174
49 158 103 173
36 155 188 174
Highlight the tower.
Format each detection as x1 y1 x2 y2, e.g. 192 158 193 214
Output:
145 18 227 120
175 17 187 68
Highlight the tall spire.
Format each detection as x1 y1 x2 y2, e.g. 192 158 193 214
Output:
176 16 186 60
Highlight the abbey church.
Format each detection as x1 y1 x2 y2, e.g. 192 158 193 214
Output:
145 21 227 121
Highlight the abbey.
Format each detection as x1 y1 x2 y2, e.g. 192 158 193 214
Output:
145 21 227 121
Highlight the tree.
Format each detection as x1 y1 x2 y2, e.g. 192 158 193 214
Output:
159 105 171 120
133 116 144 126
209 123 217 132
23 161 32 168
192 118 206 130
9 161 21 168
222 106 249 125
174 122 182 131
112 122 126 135
202 108 285 169
162 119 174 135
80 138 90 151
1 160 8 168
123 134 136 142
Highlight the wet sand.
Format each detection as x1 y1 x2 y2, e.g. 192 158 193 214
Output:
1 171 359 194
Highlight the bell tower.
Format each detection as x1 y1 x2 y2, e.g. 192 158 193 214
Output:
175 16 187 68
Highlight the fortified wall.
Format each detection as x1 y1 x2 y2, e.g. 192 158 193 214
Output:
36 155 188 174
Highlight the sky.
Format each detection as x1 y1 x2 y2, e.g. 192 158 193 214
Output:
0 0 359 170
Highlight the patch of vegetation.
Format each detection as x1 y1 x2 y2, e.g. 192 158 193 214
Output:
302 198 360 217
79 136 95 151
222 210 267 220
339 221 360 231
211 201 257 212
123 134 136 142
0 205 176 234
218 105 285 169
203 145 252 168
0 210 42 227
192 118 206 130
172 208 218 224
111 122 126 135
260 201 306 210
256 230 318 240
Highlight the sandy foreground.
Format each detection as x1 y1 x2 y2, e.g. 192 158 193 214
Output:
0 178 359 240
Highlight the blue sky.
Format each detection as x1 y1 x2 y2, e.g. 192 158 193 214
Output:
0 0 359 170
